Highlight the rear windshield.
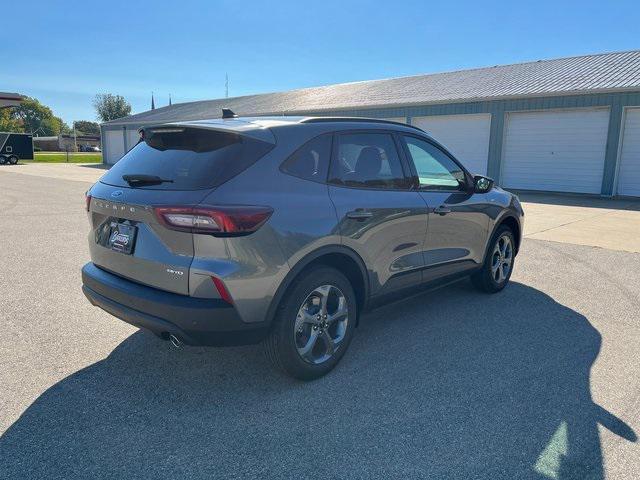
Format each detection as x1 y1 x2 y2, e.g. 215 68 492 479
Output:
100 127 274 190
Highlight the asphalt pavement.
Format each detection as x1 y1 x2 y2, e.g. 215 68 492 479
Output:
0 170 638 479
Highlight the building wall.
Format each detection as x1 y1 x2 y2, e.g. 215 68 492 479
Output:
59 136 100 151
33 135 101 152
101 91 640 195
33 137 60 152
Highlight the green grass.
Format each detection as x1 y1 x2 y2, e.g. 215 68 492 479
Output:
24 152 102 163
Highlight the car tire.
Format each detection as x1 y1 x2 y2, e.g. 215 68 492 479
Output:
9 155 18 165
0 156 6 165
471 225 515 293
264 266 357 380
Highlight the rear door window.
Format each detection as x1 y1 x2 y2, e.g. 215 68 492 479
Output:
100 127 274 190
329 132 409 189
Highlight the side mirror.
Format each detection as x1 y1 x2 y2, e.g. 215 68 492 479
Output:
473 175 494 193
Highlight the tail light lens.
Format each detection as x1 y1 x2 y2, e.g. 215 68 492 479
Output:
154 205 273 236
85 193 92 212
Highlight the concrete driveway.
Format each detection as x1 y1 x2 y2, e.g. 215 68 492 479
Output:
520 192 640 254
0 166 638 479
0 162 107 183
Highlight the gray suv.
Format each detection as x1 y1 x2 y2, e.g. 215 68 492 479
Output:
82 115 524 380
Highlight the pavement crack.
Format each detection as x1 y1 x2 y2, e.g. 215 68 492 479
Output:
524 208 620 237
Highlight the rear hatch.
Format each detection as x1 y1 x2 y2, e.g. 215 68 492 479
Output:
87 124 274 295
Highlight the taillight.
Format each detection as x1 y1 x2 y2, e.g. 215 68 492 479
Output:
85 193 92 212
154 205 273 236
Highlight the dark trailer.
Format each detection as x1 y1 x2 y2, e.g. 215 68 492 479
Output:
0 132 34 164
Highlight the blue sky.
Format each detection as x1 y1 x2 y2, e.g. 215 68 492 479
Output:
2 0 639 124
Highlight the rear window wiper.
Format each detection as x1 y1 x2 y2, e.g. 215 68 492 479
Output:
122 174 174 186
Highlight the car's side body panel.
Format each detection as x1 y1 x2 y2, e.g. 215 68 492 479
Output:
190 122 523 324
330 185 429 295
419 190 490 267
195 124 341 324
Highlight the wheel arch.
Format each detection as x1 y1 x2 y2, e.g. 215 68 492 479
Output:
498 215 521 253
265 245 370 328
481 212 522 265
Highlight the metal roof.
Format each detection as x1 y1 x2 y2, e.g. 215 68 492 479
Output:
0 92 24 109
105 50 640 126
0 92 23 100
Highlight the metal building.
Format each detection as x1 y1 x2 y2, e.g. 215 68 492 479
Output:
0 92 23 109
101 50 640 197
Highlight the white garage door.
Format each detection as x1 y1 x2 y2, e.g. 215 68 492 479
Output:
412 113 491 175
502 108 610 194
104 129 125 165
616 108 640 197
125 127 141 153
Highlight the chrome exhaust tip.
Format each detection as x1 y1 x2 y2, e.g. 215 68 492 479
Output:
168 334 183 349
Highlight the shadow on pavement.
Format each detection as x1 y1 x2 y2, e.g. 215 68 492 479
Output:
78 163 110 170
0 281 635 479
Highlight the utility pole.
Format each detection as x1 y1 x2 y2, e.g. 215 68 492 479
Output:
225 73 229 98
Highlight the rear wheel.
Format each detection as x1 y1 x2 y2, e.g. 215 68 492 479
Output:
0 156 6 165
264 266 357 380
472 225 515 293
8 155 18 165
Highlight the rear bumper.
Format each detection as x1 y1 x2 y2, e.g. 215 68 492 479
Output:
81 262 269 346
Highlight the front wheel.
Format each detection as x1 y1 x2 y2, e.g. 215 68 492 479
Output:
8 155 18 165
472 225 515 293
264 266 357 380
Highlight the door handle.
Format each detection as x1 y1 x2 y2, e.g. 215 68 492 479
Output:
433 206 451 215
347 210 373 221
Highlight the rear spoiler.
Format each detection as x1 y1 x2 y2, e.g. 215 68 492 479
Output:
140 119 276 145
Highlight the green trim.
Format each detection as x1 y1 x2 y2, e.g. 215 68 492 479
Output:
602 105 624 195
488 111 505 181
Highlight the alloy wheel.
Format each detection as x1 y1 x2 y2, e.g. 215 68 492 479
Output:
294 284 349 364
491 234 513 283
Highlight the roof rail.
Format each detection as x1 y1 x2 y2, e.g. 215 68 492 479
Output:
300 116 424 132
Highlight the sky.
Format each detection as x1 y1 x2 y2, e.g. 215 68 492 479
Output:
2 0 639 125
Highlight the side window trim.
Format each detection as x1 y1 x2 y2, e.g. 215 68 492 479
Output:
328 129 414 191
392 131 418 190
400 133 472 192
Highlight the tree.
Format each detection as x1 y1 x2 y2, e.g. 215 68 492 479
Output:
56 117 71 134
0 108 21 132
74 120 100 136
10 97 69 136
93 94 132 122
